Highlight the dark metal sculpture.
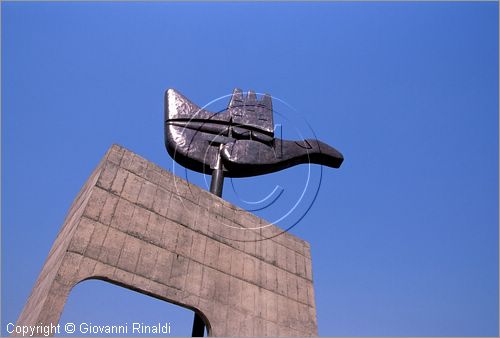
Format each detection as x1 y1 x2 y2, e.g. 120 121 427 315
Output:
164 88 344 197
165 88 343 337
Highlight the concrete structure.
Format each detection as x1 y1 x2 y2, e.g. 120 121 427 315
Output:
15 145 317 336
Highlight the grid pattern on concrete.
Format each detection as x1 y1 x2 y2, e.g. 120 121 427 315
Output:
15 144 317 336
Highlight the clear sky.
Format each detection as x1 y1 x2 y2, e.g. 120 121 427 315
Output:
2 2 498 337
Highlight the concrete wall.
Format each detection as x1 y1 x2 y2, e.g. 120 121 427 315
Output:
15 144 317 336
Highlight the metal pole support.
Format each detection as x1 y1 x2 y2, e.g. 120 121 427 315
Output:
191 145 224 336
209 144 224 197
191 313 205 337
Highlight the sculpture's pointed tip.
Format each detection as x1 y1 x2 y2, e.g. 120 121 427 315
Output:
165 88 203 121
314 140 344 168
165 88 175 99
165 88 186 104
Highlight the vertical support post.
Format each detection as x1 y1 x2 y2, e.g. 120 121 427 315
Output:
209 144 224 197
209 168 224 197
191 313 205 337
192 145 224 336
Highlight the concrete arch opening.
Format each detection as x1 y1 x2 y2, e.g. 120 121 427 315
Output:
59 278 210 336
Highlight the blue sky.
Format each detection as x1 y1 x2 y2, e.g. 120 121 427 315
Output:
2 2 498 336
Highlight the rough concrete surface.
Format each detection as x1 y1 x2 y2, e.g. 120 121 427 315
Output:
14 144 317 336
